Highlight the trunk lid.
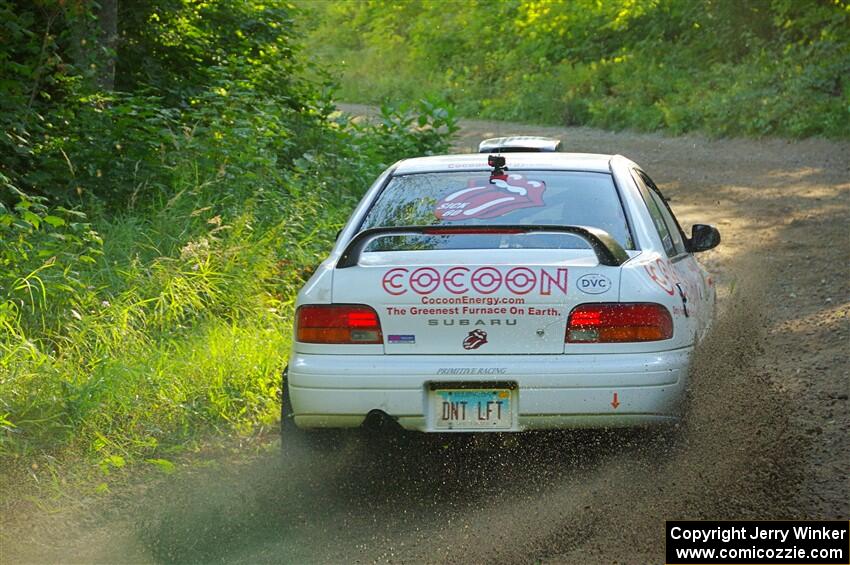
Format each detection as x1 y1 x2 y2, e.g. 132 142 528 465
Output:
332 248 621 354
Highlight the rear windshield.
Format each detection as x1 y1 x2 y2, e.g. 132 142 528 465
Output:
359 170 634 251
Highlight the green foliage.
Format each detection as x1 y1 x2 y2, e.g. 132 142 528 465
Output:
0 183 102 334
350 98 460 167
298 0 850 138
1 98 455 461
116 0 312 104
0 0 458 467
0 0 75 205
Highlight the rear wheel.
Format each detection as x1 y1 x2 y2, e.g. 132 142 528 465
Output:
280 367 340 456
279 371 298 441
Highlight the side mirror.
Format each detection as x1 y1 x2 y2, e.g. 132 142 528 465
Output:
689 224 721 252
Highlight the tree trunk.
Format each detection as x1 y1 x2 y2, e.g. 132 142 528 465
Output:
96 0 118 90
66 0 93 82
66 0 118 91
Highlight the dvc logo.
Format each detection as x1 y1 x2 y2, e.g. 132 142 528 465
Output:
577 273 612 294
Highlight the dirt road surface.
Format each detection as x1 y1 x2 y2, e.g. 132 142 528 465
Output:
3 108 848 563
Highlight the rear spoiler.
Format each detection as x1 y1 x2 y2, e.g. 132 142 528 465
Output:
336 225 629 269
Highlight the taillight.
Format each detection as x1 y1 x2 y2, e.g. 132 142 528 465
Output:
566 303 673 343
296 304 383 344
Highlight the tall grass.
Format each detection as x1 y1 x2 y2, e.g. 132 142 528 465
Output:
1 184 334 461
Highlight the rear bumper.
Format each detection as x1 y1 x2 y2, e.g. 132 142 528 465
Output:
287 348 692 431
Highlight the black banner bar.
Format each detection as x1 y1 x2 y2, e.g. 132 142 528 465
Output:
666 520 849 564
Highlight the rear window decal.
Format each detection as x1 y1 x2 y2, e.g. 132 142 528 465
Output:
434 174 546 220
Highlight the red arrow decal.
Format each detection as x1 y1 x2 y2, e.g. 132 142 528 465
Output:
611 392 620 409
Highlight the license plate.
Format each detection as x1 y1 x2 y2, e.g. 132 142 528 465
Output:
430 388 513 430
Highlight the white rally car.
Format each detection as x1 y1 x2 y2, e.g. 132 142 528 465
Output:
282 137 719 439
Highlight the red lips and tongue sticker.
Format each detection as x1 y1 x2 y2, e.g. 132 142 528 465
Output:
434 174 546 221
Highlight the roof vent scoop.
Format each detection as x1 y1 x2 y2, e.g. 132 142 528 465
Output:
478 136 562 153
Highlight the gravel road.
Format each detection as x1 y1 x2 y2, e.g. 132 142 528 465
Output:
4 109 848 564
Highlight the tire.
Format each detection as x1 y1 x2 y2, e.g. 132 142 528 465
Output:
280 366 298 439
280 367 339 456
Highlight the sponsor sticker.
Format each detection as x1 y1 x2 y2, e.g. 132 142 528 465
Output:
381 266 568 296
436 367 508 375
644 257 704 306
577 273 612 294
462 329 488 350
388 334 416 344
644 257 677 296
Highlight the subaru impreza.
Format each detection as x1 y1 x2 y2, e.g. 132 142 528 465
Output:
282 138 719 439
